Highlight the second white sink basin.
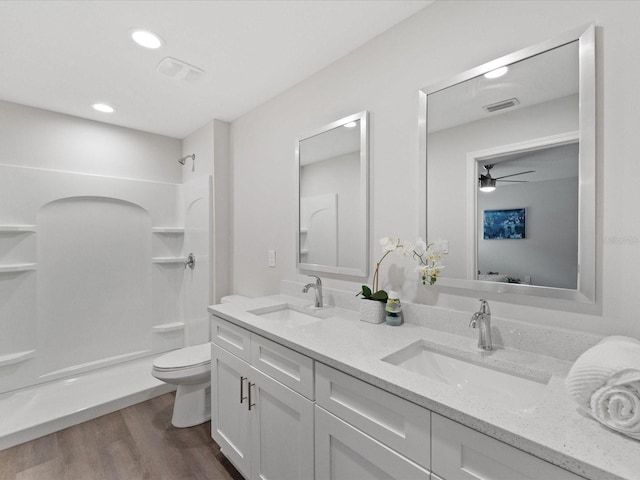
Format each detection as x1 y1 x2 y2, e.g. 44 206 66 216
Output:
248 304 324 327
382 340 550 414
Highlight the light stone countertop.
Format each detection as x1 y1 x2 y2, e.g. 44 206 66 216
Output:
208 294 640 480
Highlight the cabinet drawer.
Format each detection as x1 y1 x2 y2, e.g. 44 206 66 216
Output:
315 406 430 480
316 362 430 469
250 333 314 400
431 413 585 480
211 315 251 362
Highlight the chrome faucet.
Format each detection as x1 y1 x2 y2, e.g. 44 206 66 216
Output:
302 275 323 308
469 299 493 351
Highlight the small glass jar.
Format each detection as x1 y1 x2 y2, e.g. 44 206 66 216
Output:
385 291 403 326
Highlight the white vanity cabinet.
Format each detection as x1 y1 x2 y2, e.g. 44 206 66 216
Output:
210 316 314 480
315 363 586 480
210 313 588 480
315 363 431 480
315 406 430 480
431 414 586 480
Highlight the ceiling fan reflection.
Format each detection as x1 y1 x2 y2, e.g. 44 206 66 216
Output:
478 164 535 192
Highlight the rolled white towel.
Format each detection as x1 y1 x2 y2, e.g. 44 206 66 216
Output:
566 336 640 439
591 370 640 439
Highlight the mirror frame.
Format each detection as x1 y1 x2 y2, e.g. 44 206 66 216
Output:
296 110 369 277
419 24 595 303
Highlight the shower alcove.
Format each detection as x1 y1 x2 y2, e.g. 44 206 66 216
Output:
0 164 211 447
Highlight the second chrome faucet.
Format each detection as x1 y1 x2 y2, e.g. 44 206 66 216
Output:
470 299 493 351
302 275 323 308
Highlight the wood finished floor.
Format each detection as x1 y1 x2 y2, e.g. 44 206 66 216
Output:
0 393 244 480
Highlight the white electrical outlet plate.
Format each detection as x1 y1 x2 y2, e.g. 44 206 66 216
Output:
268 250 276 267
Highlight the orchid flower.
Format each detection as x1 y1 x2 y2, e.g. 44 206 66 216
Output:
359 236 446 301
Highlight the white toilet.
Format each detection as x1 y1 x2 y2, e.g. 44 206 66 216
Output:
152 295 249 427
152 343 212 427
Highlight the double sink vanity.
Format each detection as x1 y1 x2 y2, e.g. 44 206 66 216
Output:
208 292 640 480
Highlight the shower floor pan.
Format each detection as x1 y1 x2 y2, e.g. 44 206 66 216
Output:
0 355 174 450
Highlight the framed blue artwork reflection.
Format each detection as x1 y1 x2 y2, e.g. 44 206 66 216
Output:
483 208 526 239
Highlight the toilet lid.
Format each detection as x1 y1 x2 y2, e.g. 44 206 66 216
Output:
153 343 211 371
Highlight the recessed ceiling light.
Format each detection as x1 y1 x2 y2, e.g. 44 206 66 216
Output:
131 29 163 49
92 103 115 113
344 121 358 128
484 66 509 79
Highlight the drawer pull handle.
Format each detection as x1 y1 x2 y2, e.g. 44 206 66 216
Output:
248 382 256 411
240 376 247 404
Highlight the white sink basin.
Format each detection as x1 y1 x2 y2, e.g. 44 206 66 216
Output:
382 341 550 414
248 304 324 327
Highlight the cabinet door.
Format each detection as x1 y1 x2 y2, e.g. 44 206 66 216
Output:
315 406 430 480
431 413 585 480
249 366 314 480
211 343 252 478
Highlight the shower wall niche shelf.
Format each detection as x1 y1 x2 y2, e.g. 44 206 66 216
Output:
153 322 185 333
0 225 37 232
0 263 37 273
152 227 185 234
0 350 35 367
152 257 184 264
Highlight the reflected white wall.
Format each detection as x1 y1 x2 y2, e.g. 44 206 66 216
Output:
300 152 362 269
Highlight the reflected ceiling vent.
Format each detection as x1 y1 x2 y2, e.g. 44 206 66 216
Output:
482 97 520 113
156 57 205 83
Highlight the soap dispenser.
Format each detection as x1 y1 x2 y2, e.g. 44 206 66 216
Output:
385 290 403 326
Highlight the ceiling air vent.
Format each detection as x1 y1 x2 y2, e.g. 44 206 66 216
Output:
156 57 205 83
482 98 520 113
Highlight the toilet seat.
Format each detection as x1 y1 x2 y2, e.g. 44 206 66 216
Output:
153 343 211 371
152 343 211 387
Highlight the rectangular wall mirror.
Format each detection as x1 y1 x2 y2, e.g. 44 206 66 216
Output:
296 111 369 277
419 24 595 302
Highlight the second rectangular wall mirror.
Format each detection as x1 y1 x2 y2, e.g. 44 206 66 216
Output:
419 24 595 303
296 111 369 277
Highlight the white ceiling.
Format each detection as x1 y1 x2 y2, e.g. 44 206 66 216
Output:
0 0 432 139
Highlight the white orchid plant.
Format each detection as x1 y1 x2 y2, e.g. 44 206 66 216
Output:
357 236 445 302
409 237 445 286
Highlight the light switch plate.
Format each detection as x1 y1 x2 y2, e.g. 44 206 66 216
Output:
268 250 276 267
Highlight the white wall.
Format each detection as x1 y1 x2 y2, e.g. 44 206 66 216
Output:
182 120 213 181
230 1 640 337
212 120 231 303
182 119 232 304
0 100 181 183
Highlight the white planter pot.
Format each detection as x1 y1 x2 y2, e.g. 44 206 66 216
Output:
359 299 386 324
